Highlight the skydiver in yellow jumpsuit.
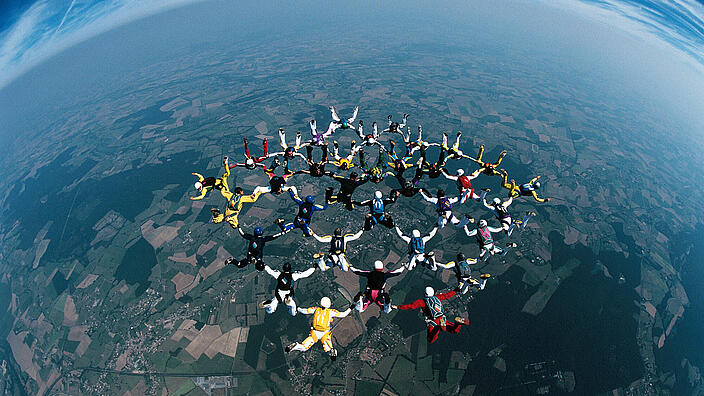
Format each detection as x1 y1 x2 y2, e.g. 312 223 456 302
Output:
190 157 231 200
499 169 551 202
473 144 507 177
285 297 352 361
210 186 263 229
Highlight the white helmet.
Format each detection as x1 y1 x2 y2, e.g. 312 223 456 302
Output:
194 182 203 191
374 260 384 270
493 197 501 205
412 229 421 238
375 190 383 199
425 286 435 297
478 219 488 227
246 158 255 166
320 297 331 308
456 169 465 176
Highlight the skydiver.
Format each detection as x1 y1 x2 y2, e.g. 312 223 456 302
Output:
330 140 360 171
382 113 408 135
395 226 439 270
259 262 315 316
328 105 359 133
500 169 551 202
354 190 399 231
326 171 368 211
190 156 231 201
350 260 404 314
285 297 352 361
358 146 387 183
436 253 490 294
389 156 425 198
392 286 469 344
275 190 328 237
298 145 331 178
463 219 517 261
308 118 335 146
210 186 262 229
224 226 288 271
441 168 488 204
442 131 471 160
473 144 507 177
419 188 472 229
257 158 297 196
311 227 364 271
229 138 268 170
273 128 305 162
420 143 447 179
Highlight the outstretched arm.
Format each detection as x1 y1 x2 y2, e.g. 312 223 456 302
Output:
482 199 493 210
190 189 208 201
395 227 410 242
293 267 316 280
441 169 458 181
346 229 365 241
332 308 352 318
437 290 457 301
289 189 303 204
424 226 439 241
350 267 370 277
388 266 405 275
435 261 456 269
395 298 426 310
314 201 329 211
464 225 477 237
263 265 280 279
488 226 504 233
312 233 332 243
297 307 316 315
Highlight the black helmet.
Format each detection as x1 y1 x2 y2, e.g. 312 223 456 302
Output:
350 172 358 179
334 228 342 236
437 189 445 197
456 253 465 262
283 262 292 272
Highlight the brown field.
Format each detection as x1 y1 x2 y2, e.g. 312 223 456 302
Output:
63 295 78 327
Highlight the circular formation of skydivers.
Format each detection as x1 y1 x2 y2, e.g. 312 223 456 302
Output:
191 106 551 361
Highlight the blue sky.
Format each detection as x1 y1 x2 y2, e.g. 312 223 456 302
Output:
0 0 703 94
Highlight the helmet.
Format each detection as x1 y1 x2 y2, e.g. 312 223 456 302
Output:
306 195 315 204
350 172 358 179
534 181 541 189
341 120 349 128
320 297 331 308
437 189 445 197
412 229 421 238
456 253 465 262
374 191 383 199
425 286 435 297
478 219 488 227
246 158 255 166
374 260 384 270
283 262 292 272
194 182 203 191
456 169 465 176
334 228 342 236
254 227 263 236
493 197 502 205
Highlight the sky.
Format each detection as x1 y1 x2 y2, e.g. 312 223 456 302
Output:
0 0 703 135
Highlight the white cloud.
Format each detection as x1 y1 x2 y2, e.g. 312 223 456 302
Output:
0 0 204 91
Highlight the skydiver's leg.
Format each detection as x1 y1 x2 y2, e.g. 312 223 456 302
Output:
427 324 441 343
446 320 462 334
338 254 350 271
285 296 297 316
306 145 313 161
480 246 490 261
211 208 225 224
494 150 507 167
302 222 312 237
476 145 485 163
262 139 268 157
320 331 334 353
437 216 447 228
321 144 328 162
459 279 471 294
295 131 302 149
291 330 321 351
400 113 408 129
453 131 462 152
243 138 251 159
330 106 340 122
380 292 392 313
225 212 240 229
279 128 287 150
264 297 279 314
349 106 359 123
425 254 437 271
442 132 449 149
315 255 330 271
354 293 365 312
332 141 341 159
